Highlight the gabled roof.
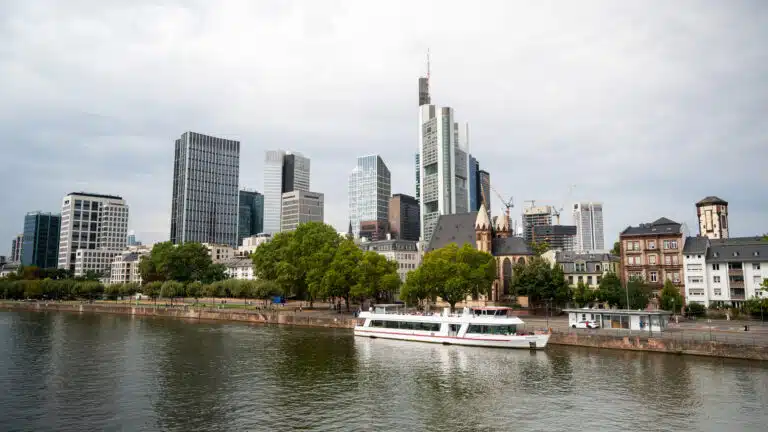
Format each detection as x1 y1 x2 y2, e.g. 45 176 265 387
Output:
696 196 728 206
555 251 619 263
492 237 532 256
426 212 478 252
621 217 682 237
707 237 768 263
475 203 491 230
682 236 709 254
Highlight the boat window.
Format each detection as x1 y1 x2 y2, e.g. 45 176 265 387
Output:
370 320 439 332
449 324 461 333
467 325 518 335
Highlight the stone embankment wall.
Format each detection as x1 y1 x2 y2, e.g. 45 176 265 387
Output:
549 332 768 361
0 302 358 329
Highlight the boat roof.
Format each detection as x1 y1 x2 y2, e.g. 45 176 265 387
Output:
563 308 672 316
471 306 513 310
374 304 404 308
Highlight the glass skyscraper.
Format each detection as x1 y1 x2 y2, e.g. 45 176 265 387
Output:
348 155 391 239
238 190 264 245
263 150 310 234
21 212 61 268
170 132 240 247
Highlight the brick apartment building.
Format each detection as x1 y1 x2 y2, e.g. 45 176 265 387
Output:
619 217 686 298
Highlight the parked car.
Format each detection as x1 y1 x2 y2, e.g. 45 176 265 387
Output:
572 320 600 329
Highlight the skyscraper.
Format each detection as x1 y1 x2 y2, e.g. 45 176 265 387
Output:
348 155 391 240
238 190 264 245
21 212 61 268
263 150 310 234
417 79 470 243
58 192 129 275
478 170 491 215
523 205 553 245
572 202 605 251
389 194 420 241
10 233 23 262
170 132 240 247
469 156 479 211
281 191 324 232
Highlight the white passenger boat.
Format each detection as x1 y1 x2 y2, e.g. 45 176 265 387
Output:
354 304 550 349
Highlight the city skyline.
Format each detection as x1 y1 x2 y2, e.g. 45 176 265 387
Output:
1 2 766 249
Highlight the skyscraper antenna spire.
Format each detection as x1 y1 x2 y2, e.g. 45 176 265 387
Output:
426 48 431 81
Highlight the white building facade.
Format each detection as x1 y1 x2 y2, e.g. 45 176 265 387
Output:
223 257 255 280
572 202 605 252
109 246 150 285
58 192 129 278
281 190 324 232
358 237 421 282
683 236 767 307
203 243 236 263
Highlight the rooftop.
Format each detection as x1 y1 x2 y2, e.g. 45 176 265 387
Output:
682 236 709 254
427 211 532 256
67 192 123 200
696 196 728 206
621 217 682 237
707 237 768 263
555 251 619 263
562 308 672 316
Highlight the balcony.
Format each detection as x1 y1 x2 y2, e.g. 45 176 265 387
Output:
730 290 745 300
728 268 743 276
729 281 745 289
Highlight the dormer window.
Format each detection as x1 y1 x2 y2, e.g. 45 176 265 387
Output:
713 252 719 258
755 251 760 257
733 252 739 257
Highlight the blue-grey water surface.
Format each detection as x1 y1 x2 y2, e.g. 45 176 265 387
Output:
1 311 767 431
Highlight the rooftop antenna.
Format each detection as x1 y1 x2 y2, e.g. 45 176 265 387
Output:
426 48 431 81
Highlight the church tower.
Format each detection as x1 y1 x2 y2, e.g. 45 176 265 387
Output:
475 203 492 253
495 213 510 239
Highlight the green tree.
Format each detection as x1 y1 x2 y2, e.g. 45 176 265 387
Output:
531 241 550 257
186 281 203 303
626 277 652 310
161 280 184 305
143 281 162 304
685 302 706 317
596 273 623 307
140 241 224 284
400 268 435 309
121 282 139 301
611 241 621 256
321 239 364 310
510 256 571 307
659 279 683 313
572 281 595 307
352 251 400 304
105 283 123 301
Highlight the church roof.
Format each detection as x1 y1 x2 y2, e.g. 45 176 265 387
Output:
426 211 533 257
475 203 491 230
696 196 728 206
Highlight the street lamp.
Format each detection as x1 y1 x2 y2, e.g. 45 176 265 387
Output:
546 297 552 329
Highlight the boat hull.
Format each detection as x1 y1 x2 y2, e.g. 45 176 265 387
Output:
354 327 549 349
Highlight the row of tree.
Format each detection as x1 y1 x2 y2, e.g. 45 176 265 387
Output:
136 279 283 305
0 278 106 300
2 266 102 282
252 222 401 308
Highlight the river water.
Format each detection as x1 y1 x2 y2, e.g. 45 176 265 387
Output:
1 311 767 432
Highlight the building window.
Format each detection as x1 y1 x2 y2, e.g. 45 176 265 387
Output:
649 255 657 265
649 272 658 283
648 241 656 250
712 263 720 271
568 276 574 285
673 272 681 283
713 276 721 283
754 263 761 271
596 275 602 284
578 276 583 283
664 256 671 266
595 264 601 272
687 276 703 284
714 288 722 296
587 276 593 285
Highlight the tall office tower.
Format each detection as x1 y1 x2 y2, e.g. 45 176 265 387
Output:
126 230 141 246
389 194 420 241
21 212 61 268
414 153 420 203
469 156 479 210
281 191 324 232
572 202 605 251
348 155 391 240
478 170 491 215
10 233 23 262
523 205 553 245
263 150 311 234
58 192 129 276
238 190 264 245
532 225 577 252
170 132 240 247
417 80 470 243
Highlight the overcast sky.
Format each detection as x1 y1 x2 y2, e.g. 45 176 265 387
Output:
1 0 766 252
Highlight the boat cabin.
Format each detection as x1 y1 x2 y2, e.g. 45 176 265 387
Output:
470 306 513 317
371 304 405 314
563 308 672 332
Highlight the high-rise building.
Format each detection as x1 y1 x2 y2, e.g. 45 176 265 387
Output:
414 153 420 203
523 205 553 245
478 170 491 214
170 131 240 247
126 230 141 246
348 155 391 240
532 225 577 252
263 150 311 234
572 202 605 251
389 194 420 241
21 212 61 268
10 233 23 262
469 156 479 211
417 78 470 243
57 192 129 276
238 190 264 245
281 190 324 232
696 196 728 240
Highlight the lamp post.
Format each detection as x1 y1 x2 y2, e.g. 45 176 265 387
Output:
546 297 552 330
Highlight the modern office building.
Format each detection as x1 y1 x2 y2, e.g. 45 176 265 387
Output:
263 150 311 234
281 190 324 232
417 76 470 243
238 190 264 245
523 205 553 245
572 202 605 252
170 131 240 247
532 225 577 252
21 212 61 268
10 233 23 262
126 231 141 246
696 196 729 240
478 170 491 215
389 194 420 241
469 156 479 210
414 153 420 203
58 192 129 277
348 155 391 240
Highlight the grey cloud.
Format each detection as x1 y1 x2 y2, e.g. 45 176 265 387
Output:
1 0 767 252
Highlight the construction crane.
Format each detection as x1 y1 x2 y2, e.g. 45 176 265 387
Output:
552 184 577 224
489 184 514 230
